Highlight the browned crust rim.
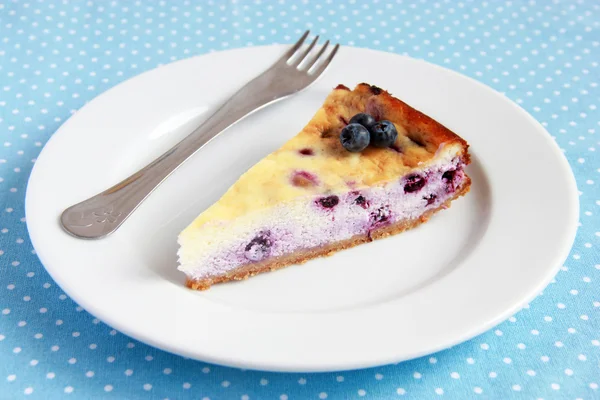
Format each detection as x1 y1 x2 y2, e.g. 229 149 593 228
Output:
185 176 471 291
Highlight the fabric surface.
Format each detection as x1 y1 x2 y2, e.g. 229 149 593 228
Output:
1 0 599 399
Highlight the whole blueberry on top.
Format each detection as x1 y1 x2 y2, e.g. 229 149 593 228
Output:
349 113 376 131
370 120 398 148
340 123 370 152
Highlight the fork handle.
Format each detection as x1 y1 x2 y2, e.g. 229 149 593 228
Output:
61 66 291 239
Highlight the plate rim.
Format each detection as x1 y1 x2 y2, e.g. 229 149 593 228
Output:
25 44 580 372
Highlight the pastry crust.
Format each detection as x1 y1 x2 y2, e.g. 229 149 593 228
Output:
186 176 471 290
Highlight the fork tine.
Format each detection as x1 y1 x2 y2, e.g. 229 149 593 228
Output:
293 35 319 67
278 30 310 63
309 43 340 75
304 40 329 70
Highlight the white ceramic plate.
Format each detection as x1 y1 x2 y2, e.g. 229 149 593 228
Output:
26 45 578 372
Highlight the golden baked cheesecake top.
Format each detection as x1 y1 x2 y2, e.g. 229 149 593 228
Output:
189 83 470 226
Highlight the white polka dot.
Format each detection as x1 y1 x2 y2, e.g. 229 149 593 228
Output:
435 388 444 395
24 387 33 395
104 385 113 392
527 370 536 376
143 383 152 391
565 369 574 376
86 371 94 378
450 372 460 379
474 387 483 394
358 389 366 396
221 381 230 388
319 393 327 399
413 372 422 379
512 385 521 391
64 386 74 394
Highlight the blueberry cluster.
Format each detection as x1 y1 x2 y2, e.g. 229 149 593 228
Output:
339 113 398 152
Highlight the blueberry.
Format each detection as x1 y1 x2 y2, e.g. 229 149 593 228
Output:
349 113 376 130
244 231 272 261
404 174 426 193
442 170 457 193
340 123 370 152
317 195 340 209
442 170 456 182
424 194 437 205
370 120 398 148
354 195 369 208
370 205 391 226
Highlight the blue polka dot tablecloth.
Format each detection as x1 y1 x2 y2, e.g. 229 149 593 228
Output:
0 0 599 399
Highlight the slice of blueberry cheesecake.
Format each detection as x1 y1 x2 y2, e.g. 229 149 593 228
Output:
178 83 471 290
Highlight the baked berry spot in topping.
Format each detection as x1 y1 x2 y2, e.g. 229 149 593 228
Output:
244 232 272 261
317 195 339 209
369 85 383 95
291 171 318 188
370 205 391 226
424 194 437 206
298 148 314 156
354 195 369 209
404 174 426 193
320 127 334 138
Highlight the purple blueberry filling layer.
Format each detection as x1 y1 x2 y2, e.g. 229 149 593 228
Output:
185 161 467 279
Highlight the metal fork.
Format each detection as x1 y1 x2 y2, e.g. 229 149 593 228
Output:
60 31 339 239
